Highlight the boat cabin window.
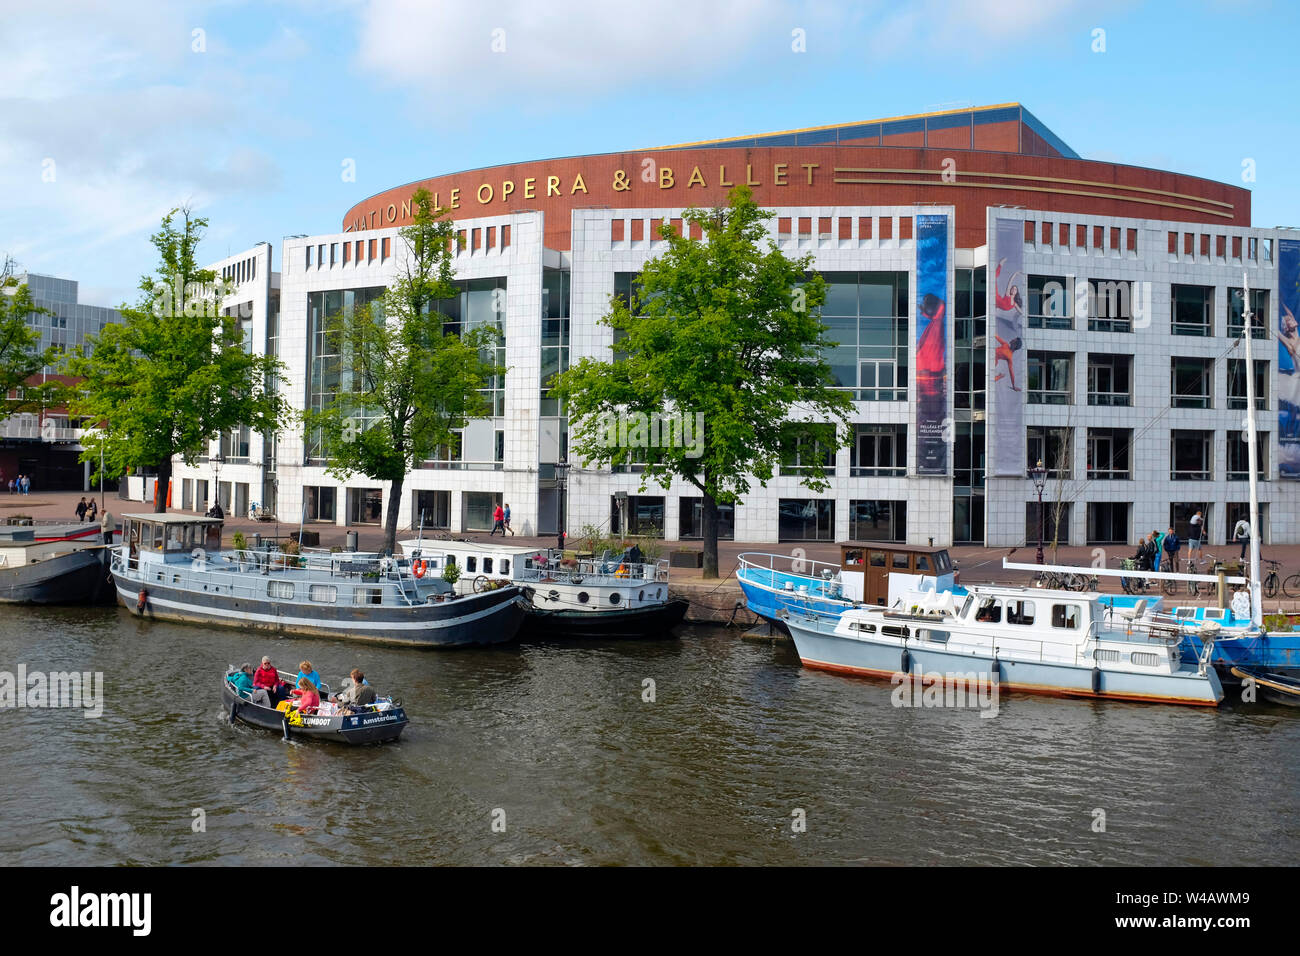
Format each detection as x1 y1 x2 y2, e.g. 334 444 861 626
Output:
309 584 337 603
267 581 294 600
975 598 1002 623
356 587 383 606
934 551 952 573
1007 600 1036 626
483 558 493 574
960 595 973 617
467 556 477 572
881 624 909 638
870 551 886 567
920 629 949 643
849 621 877 633
843 548 863 567
500 559 510 575
892 552 909 569
1204 608 1226 622
445 554 456 567
916 554 931 573
1052 604 1081 629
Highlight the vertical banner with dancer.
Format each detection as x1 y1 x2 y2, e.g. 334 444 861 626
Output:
991 218 1026 475
1278 238 1300 478
915 214 949 476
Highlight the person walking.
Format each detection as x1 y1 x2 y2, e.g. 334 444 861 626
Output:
503 503 513 535
1187 510 1204 565
1233 516 1252 561
1162 526 1182 575
21 474 30 495
76 497 88 521
490 503 505 536
1151 529 1164 573
86 498 97 522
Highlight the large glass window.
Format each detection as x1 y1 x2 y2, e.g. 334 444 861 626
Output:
412 490 450 530
1170 430 1213 480
442 277 508 417
1226 431 1269 481
818 271 909 401
1087 353 1132 406
1227 288 1269 339
346 488 383 525
1171 357 1213 408
306 286 386 463
1087 503 1129 545
611 495 665 537
304 485 336 522
1086 428 1132 480
463 491 502 532
853 424 906 476
1227 359 1268 410
778 499 835 541
678 498 735 540
954 421 985 490
1025 501 1072 547
1027 351 1072 404
1172 284 1213 336
541 269 571 416
1028 275 1072 330
1027 426 1072 480
1087 279 1133 332
849 500 906 542
954 268 987 411
780 424 836 477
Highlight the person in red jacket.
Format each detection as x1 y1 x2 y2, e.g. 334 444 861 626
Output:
291 677 320 715
490 503 505 536
253 656 288 704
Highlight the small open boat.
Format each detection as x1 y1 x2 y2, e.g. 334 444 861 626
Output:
221 668 409 743
1229 665 1300 706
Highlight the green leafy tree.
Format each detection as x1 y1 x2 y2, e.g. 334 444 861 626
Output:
302 188 502 555
552 186 853 578
65 208 288 512
0 258 60 418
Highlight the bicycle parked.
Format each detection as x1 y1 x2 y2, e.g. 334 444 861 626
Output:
1116 556 1151 595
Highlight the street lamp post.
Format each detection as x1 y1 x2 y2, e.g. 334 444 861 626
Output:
553 461 570 555
1030 458 1047 564
211 452 225 515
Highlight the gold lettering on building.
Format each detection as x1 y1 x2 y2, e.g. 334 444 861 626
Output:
386 203 397 222
524 177 536 199
502 180 515 201
612 170 630 191
802 163 818 185
478 183 493 204
659 167 674 189
746 164 760 186
773 162 788 185
547 175 560 197
719 165 734 187
687 166 706 188
401 199 411 218
450 188 461 209
571 173 587 194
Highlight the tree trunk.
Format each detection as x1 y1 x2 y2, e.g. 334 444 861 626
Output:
384 474 404 556
701 490 719 579
154 457 172 514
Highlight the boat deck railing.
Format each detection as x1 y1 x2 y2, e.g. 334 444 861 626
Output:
515 558 669 586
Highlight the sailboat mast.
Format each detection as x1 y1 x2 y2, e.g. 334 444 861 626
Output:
1242 271 1263 624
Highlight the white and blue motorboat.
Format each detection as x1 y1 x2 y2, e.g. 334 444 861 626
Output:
783 583 1223 707
738 543 958 629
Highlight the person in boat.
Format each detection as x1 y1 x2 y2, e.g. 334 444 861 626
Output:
228 663 256 696
254 657 288 704
296 660 323 690
334 668 377 713
290 677 320 715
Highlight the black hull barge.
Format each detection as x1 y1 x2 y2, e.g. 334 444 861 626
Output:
0 527 113 605
112 514 526 648
521 597 689 639
221 671 408 744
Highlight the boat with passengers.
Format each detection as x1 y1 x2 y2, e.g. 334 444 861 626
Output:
399 538 687 638
782 582 1223 707
738 542 958 630
111 513 526 647
221 667 408 743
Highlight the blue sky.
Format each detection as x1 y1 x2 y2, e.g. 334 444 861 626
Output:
2 0 1296 308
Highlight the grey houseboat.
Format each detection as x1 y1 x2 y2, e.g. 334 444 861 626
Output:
110 514 525 647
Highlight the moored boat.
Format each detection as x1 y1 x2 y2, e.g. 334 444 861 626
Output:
399 539 687 638
1228 665 1300 706
0 526 112 604
221 668 408 743
112 514 526 647
783 583 1223 707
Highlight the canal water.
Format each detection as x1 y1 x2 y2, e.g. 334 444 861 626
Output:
1 604 1297 866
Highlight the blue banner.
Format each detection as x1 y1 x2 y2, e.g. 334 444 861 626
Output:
1279 238 1300 478
915 214 948 476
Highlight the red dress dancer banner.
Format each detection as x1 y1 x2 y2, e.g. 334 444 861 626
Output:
990 218 1026 476
915 214 949 476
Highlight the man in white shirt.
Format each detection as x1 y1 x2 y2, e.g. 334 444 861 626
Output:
1188 510 1203 566
1233 517 1251 560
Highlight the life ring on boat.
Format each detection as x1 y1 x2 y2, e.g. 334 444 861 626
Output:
136 588 148 612
413 559 426 578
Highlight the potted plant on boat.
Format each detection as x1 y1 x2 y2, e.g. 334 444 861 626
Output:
442 561 461 597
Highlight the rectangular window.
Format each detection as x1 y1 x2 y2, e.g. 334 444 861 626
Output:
305 486 336 522
1171 284 1213 336
268 581 294 600
1170 430 1213 480
1226 431 1268 481
309 585 338 604
1226 359 1268 410
975 598 1002 624
780 424 836 477
778 499 835 541
347 488 383 524
1086 428 1132 480
355 587 383 606
678 497 735 540
1026 501 1072 547
1087 502 1130 545
1027 426 1072 479
1027 351 1072 404
1052 604 1081 629
462 491 501 532
1007 600 1036 626
1227 288 1269 338
1226 503 1269 545
1171 357 1213 408
412 489 450 530
853 424 906 476
848 500 906 542
820 271 909 400
1087 279 1133 332
1027 275 1072 329
1087 353 1132 406
611 495 665 537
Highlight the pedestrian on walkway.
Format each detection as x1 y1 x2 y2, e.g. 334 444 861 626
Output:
86 498 97 522
503 503 513 535
21 474 30 495
490 503 505 536
1233 516 1251 561
101 509 115 545
1162 526 1182 573
1188 510 1204 564
1151 529 1164 573
76 497 88 521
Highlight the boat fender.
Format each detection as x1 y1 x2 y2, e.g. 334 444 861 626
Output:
136 589 148 612
229 699 238 724
1091 666 1101 694
989 654 1000 684
900 647 911 673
